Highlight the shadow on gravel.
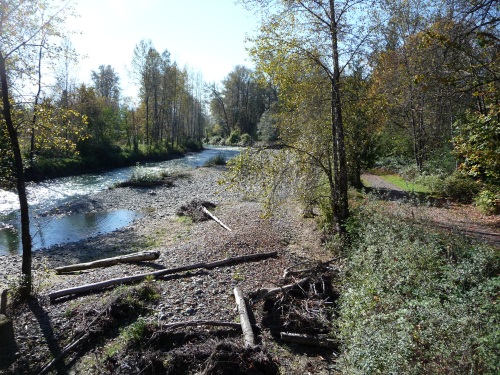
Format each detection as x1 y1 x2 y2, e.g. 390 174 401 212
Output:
28 297 66 375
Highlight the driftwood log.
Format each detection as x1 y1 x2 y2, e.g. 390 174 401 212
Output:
234 287 255 348
201 206 231 231
54 251 160 274
280 332 338 349
250 277 309 304
49 251 278 301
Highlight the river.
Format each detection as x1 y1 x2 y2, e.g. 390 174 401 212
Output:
0 146 240 255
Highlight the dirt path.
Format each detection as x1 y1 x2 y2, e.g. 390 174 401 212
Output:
362 173 500 248
361 173 404 191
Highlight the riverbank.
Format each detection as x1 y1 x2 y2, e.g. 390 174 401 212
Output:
0 165 336 374
24 142 203 182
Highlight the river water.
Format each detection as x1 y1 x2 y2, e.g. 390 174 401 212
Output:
0 146 240 255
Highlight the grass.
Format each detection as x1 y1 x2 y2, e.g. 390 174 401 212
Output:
380 174 431 193
370 169 432 193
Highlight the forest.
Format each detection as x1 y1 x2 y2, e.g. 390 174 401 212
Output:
0 0 499 374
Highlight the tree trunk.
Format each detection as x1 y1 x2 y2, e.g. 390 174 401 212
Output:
0 52 32 295
329 0 349 233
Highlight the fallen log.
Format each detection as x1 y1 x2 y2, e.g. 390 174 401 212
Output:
234 287 255 348
280 332 338 349
54 251 161 274
49 251 278 301
250 277 309 304
201 206 231 231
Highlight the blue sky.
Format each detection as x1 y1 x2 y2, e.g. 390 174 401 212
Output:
70 0 259 98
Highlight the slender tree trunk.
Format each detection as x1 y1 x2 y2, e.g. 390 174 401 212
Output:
329 0 349 233
30 39 45 164
0 52 32 294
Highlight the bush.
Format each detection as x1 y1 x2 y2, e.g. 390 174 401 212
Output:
239 133 252 146
374 156 413 173
209 136 222 145
203 153 226 167
338 204 500 374
227 130 240 145
438 172 479 203
414 173 445 193
475 189 500 215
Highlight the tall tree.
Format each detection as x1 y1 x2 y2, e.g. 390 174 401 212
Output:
240 0 374 232
91 65 121 108
0 0 75 295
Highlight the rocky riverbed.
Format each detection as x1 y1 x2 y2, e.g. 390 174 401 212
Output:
0 166 337 374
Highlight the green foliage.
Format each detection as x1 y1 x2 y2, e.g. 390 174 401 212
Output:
475 189 500 215
203 153 226 167
0 123 15 189
338 204 500 374
227 130 240 145
208 135 223 145
225 148 299 212
239 133 252 146
178 139 203 152
436 172 480 203
120 318 148 345
257 109 279 143
454 107 500 183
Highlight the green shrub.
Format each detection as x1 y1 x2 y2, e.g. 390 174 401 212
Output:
203 153 226 167
399 163 420 181
227 130 240 145
475 189 500 215
209 136 222 145
437 172 479 203
338 204 499 374
239 133 252 146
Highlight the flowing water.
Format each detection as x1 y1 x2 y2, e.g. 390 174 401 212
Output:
0 146 240 255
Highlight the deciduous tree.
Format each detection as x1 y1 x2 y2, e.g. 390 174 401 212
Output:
0 0 75 296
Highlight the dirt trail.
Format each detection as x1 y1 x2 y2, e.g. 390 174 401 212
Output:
361 173 404 191
362 173 500 248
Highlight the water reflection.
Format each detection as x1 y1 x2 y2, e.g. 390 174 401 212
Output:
0 146 240 255
0 210 141 255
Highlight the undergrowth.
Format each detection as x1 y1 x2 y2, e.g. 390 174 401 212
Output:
337 202 499 374
203 153 226 167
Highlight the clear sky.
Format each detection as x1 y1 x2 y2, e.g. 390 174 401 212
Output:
69 0 259 98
